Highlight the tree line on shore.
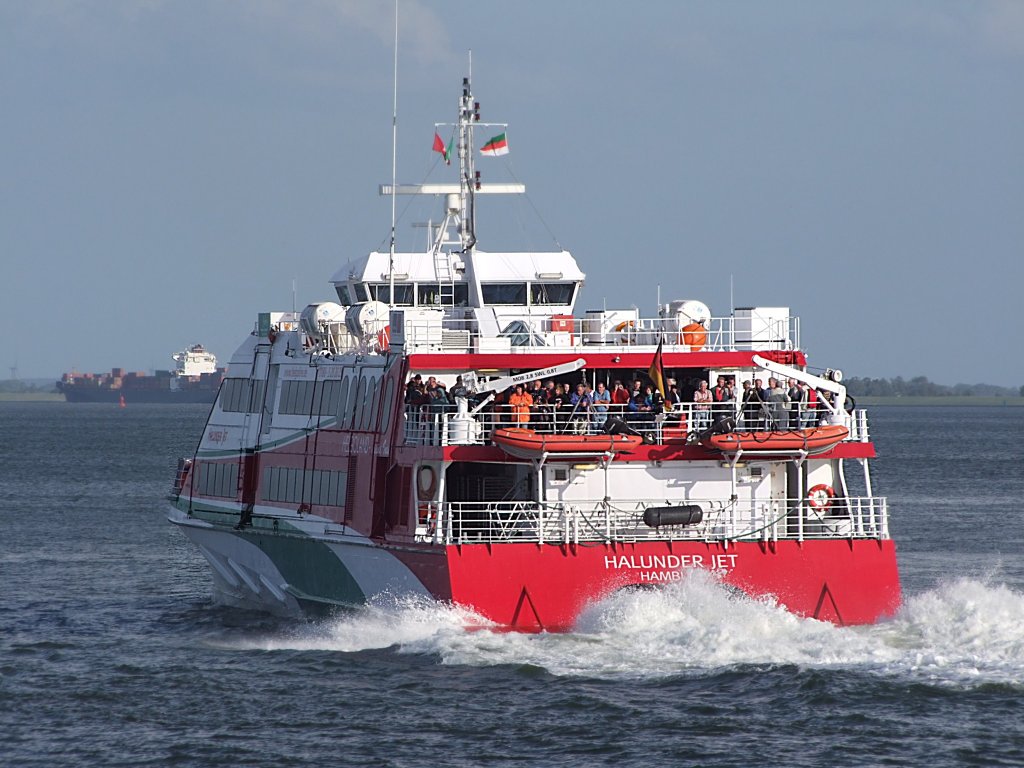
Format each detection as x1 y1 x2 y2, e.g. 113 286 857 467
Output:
0 380 57 393
844 376 1023 398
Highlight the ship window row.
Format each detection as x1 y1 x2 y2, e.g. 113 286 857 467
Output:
277 373 393 431
481 282 576 306
220 379 265 413
340 282 574 308
263 466 347 507
349 283 471 308
197 461 239 498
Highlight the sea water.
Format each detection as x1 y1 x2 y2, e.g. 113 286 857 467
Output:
1 403 1022 767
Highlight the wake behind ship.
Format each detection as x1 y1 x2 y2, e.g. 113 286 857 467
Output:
167 74 901 631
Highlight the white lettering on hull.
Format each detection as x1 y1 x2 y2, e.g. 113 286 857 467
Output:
603 553 738 581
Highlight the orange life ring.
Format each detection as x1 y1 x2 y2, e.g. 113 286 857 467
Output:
613 320 636 343
416 464 437 500
807 484 835 510
681 322 706 352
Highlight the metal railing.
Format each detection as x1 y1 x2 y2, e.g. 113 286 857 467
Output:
402 403 870 447
413 495 888 545
397 313 800 353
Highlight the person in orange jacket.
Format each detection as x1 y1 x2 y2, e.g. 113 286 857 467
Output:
508 384 534 426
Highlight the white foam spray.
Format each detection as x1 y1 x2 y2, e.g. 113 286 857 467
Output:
213 574 1024 689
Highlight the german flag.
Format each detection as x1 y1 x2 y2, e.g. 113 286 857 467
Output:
648 338 668 401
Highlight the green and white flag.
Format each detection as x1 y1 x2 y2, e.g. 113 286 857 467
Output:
480 132 509 157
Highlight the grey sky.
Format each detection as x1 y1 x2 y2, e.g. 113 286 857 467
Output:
2 1 1021 385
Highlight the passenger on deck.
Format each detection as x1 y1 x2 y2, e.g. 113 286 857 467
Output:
693 380 712 432
569 382 592 433
449 375 469 402
551 383 568 431
649 384 664 416
742 380 763 431
427 385 449 412
665 381 682 412
634 386 655 423
591 381 611 429
797 382 810 428
508 384 533 426
405 374 424 405
767 377 790 430
787 378 804 430
712 376 732 425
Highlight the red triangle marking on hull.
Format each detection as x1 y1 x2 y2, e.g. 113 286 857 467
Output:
813 582 844 625
510 586 545 631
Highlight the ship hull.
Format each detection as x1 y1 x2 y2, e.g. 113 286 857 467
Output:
169 506 900 631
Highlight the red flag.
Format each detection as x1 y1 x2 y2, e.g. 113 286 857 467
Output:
432 132 450 164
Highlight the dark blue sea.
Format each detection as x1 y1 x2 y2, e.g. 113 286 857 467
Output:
2 403 1023 767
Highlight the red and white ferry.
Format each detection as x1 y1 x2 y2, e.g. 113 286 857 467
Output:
168 75 901 631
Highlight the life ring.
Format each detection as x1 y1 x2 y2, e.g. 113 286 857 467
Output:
807 484 835 510
613 320 636 344
376 325 391 353
680 322 706 352
416 464 437 500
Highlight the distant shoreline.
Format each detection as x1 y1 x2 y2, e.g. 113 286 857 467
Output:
0 393 64 402
854 396 1024 407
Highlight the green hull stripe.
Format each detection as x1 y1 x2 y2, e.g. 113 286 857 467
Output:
175 502 366 606
230 527 366 606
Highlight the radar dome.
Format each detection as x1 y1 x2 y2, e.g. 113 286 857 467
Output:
300 302 347 340
669 299 711 326
345 301 390 339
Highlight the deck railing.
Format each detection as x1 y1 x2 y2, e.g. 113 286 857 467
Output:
413 495 888 546
398 313 801 354
402 403 870 447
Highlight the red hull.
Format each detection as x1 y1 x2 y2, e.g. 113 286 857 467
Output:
443 539 900 631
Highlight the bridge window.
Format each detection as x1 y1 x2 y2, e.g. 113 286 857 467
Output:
369 283 414 305
530 282 575 305
482 283 527 305
417 282 469 307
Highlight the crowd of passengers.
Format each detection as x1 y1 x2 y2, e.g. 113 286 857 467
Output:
405 373 835 434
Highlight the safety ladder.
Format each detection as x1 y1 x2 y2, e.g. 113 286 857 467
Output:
433 249 456 308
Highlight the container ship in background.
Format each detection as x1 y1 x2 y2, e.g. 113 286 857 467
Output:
58 344 224 404
167 74 901 631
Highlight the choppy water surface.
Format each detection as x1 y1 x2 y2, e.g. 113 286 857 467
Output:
1 403 1022 766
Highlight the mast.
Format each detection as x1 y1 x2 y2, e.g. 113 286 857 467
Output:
457 66 480 253
387 0 399 307
376 67 523 262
